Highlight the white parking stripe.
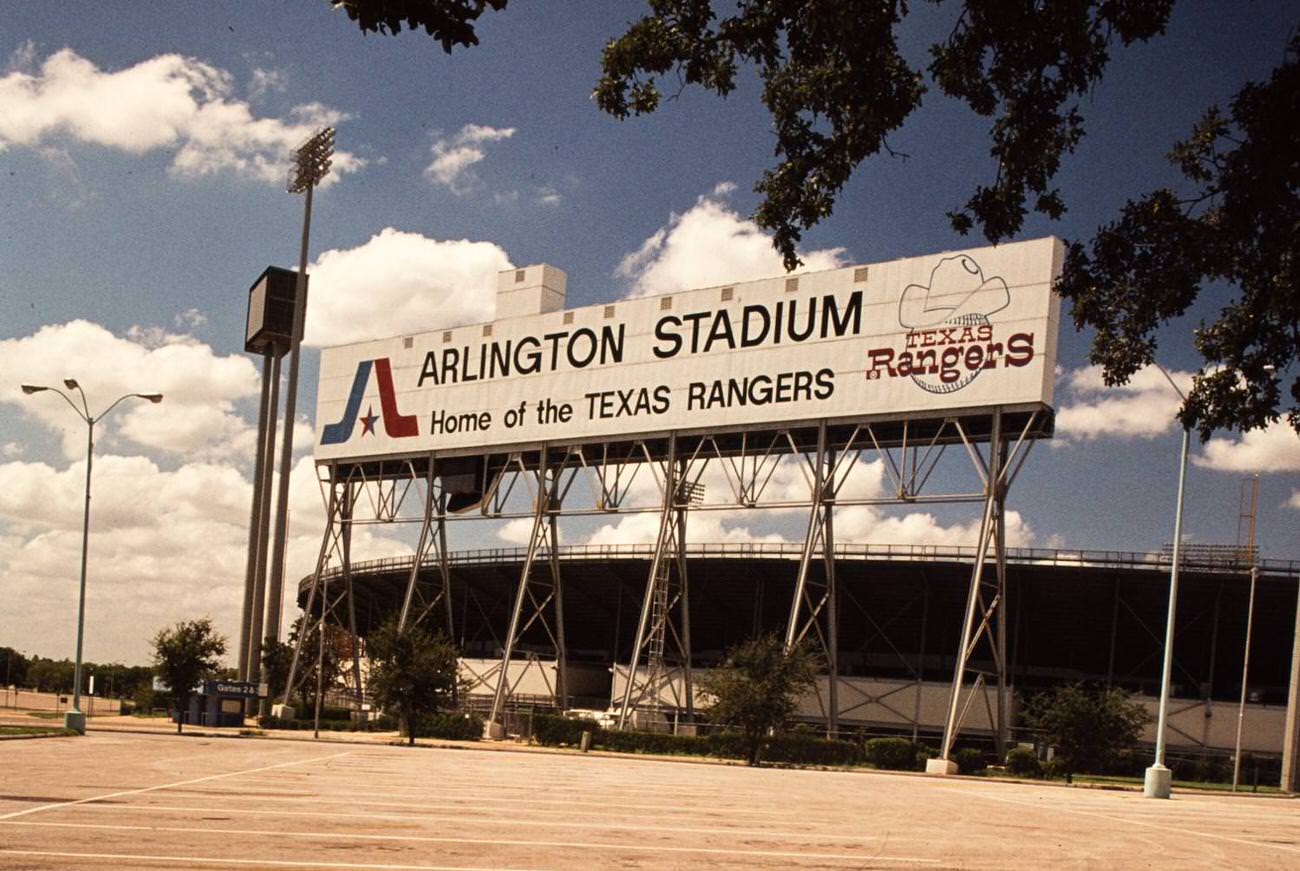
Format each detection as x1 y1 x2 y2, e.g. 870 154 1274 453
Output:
174 784 799 817
0 749 355 821
35 800 881 843
0 849 535 871
1 820 940 864
934 787 1300 857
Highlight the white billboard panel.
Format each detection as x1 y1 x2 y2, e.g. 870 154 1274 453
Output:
314 237 1063 462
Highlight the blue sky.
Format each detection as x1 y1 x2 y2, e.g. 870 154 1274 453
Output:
1 2 1296 663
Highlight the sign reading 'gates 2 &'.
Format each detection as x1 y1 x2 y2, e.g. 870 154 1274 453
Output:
314 237 1062 462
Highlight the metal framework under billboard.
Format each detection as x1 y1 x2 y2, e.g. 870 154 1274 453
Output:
284 238 1064 767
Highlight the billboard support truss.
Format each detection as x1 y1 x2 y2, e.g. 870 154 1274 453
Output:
615 432 699 730
283 406 1044 755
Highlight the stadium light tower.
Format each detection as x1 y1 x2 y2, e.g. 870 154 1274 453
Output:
263 127 334 687
20 381 162 734
1145 364 1189 799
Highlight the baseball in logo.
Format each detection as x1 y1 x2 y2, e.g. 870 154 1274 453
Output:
865 255 1034 394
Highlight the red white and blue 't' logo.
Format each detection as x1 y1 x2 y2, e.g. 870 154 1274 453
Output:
320 358 418 445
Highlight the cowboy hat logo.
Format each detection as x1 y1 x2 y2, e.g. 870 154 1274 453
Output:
899 254 1009 330
864 254 1032 395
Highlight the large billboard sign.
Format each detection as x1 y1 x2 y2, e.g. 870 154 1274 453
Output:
314 237 1062 462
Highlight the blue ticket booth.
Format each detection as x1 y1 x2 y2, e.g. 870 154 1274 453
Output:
180 680 262 727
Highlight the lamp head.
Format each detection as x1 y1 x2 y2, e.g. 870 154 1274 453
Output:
63 378 80 390
20 384 47 395
138 393 164 404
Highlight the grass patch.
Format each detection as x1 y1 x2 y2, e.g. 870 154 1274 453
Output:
0 724 77 737
1070 773 1280 794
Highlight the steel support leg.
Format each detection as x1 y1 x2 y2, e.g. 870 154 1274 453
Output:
617 435 692 730
341 486 362 709
281 468 343 711
785 422 838 735
938 410 1004 764
246 351 281 686
238 351 274 680
487 450 567 735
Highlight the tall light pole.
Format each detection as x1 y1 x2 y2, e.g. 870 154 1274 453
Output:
1145 365 1189 799
20 381 163 734
264 127 334 694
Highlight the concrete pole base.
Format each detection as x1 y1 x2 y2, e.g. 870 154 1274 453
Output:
64 709 86 734
925 757 958 775
485 720 506 740
1144 764 1172 798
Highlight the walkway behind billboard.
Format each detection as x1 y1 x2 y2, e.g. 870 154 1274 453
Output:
315 237 1062 462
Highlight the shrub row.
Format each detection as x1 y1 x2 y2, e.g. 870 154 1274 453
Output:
257 711 482 741
530 714 863 766
862 737 987 774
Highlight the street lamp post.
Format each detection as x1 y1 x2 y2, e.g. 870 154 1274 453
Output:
20 381 162 734
1145 365 1189 799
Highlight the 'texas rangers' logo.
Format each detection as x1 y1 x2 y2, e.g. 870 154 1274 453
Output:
320 358 419 445
866 255 1035 394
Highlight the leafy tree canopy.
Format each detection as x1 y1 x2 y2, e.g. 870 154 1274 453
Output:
366 618 461 745
1022 682 1150 777
151 618 226 734
1058 36 1300 438
333 2 1297 435
594 0 1172 268
697 632 820 765
328 0 507 52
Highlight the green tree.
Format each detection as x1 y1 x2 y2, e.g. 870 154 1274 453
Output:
334 3 1295 434
594 0 1173 268
327 0 507 52
366 618 460 746
1057 37 1299 438
283 618 350 716
0 646 28 688
696 633 820 766
1022 682 1150 779
260 637 295 708
150 618 226 735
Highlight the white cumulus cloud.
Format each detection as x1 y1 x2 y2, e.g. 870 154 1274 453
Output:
0 47 364 186
617 182 848 298
1055 365 1193 441
425 123 515 193
304 228 512 346
0 451 409 664
0 320 259 461
1194 421 1300 473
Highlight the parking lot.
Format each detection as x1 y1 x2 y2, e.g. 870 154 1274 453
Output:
1 730 1297 869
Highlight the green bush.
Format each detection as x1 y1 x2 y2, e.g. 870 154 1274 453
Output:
953 747 986 775
533 713 594 746
1005 746 1041 778
304 705 353 722
258 716 359 732
419 712 482 741
767 733 863 766
865 737 916 770
530 721 860 766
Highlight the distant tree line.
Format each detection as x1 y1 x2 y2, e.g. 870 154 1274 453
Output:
1 645 154 700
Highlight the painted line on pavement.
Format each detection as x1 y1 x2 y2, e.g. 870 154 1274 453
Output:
0 849 535 871
934 786 1300 857
0 749 355 821
35 800 881 843
172 786 811 819
1 820 939 864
